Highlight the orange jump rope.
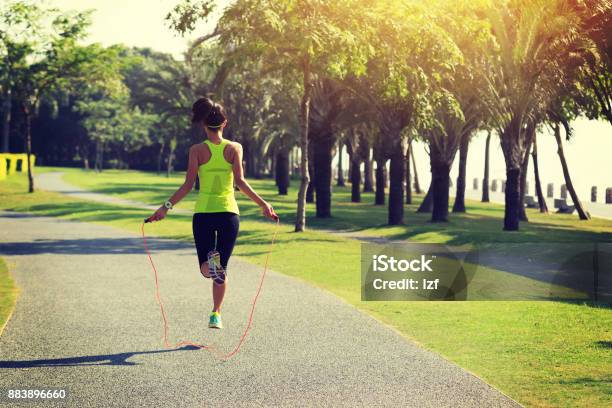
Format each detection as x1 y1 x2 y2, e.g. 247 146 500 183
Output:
141 216 280 360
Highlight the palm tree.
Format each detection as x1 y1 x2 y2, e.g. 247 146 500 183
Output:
422 1 487 221
480 0 591 230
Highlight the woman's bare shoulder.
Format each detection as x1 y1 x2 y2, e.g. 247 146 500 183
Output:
225 141 243 156
227 140 243 151
189 143 207 152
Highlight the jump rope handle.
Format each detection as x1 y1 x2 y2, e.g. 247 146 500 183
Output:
144 218 152 224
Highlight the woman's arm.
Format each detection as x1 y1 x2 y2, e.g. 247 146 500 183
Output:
232 143 278 220
147 146 199 222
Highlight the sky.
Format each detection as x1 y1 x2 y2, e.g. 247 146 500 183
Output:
50 0 231 59
50 0 612 202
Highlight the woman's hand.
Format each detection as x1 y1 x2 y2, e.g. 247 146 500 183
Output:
148 206 168 223
260 202 279 221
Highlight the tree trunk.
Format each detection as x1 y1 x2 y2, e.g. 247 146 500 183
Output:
405 143 412 204
501 118 522 231
157 140 165 175
274 151 280 186
363 149 374 192
553 124 590 220
270 154 276 180
94 140 103 172
504 168 521 230
254 153 263 179
276 151 289 195
295 64 312 232
243 142 256 178
306 157 315 203
351 157 361 203
25 113 34 193
417 182 433 213
532 134 548 213
347 153 351 184
375 158 385 205
518 127 534 222
80 144 90 169
431 163 451 222
388 149 405 225
337 141 345 187
430 142 450 222
482 131 491 202
166 140 176 178
452 134 469 213
312 124 334 217
2 89 11 153
410 142 421 194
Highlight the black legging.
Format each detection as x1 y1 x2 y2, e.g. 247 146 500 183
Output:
192 212 240 273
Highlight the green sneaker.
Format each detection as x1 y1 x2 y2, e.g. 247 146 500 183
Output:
208 312 223 329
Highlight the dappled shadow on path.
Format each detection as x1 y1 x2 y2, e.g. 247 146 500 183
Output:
0 346 201 368
0 237 192 256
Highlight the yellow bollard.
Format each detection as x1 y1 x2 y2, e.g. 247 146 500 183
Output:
19 154 28 173
0 154 36 179
0 154 6 180
8 154 17 175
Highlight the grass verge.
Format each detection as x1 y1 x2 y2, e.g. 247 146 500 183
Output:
0 257 18 336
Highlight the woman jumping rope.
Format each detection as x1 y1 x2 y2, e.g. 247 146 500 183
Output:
147 97 278 330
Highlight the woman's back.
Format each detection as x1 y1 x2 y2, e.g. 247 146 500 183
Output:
194 139 239 215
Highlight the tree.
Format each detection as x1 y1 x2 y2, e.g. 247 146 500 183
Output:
75 85 153 172
423 0 488 222
169 0 372 231
479 0 591 230
0 1 44 154
309 77 345 217
347 0 461 225
136 53 199 176
8 2 122 192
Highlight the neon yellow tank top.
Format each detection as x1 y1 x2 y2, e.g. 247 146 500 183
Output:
194 139 240 214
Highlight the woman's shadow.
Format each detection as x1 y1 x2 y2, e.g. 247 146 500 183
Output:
0 346 201 368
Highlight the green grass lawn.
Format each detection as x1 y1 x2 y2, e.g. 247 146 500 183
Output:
3 167 612 407
0 257 18 336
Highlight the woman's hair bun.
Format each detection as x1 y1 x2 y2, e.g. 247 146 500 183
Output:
192 97 214 123
204 103 227 129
